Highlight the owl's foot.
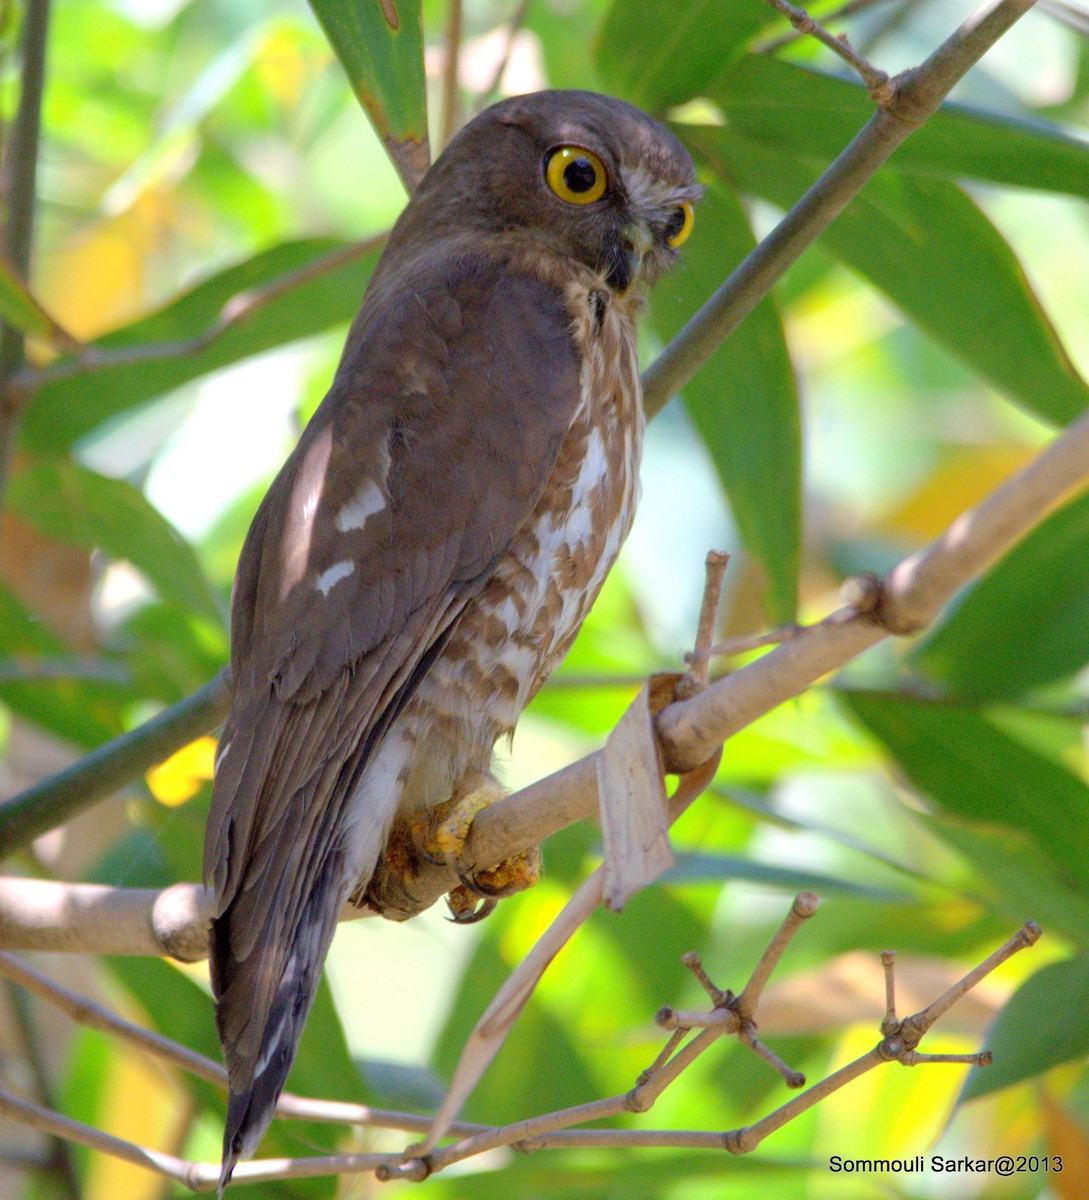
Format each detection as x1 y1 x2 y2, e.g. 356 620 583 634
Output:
446 847 542 923
423 779 541 924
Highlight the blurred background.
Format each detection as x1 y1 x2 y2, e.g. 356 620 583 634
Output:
2 0 1089 1196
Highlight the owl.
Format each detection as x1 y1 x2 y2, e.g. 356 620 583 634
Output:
203 89 698 1188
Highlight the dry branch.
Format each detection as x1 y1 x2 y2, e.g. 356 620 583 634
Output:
0 900 1040 1188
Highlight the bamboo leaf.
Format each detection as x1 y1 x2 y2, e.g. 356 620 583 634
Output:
913 488 1089 699
708 56 1089 199
962 955 1089 1100
595 0 772 112
8 460 224 626
686 127 1089 425
306 0 428 190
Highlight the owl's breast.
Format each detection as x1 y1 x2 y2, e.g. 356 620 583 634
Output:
407 284 643 759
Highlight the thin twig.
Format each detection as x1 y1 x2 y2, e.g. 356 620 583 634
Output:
0 951 489 1138
1038 0 1089 34
675 551 729 699
0 914 1040 1187
4 980 79 1198
685 623 800 666
760 0 893 97
757 0 895 53
724 923 1040 1153
736 892 818 1018
440 0 463 148
474 0 534 112
0 0 51 513
10 235 386 402
642 0 1039 420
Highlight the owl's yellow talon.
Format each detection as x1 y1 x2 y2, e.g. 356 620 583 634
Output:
432 778 508 864
424 779 541 920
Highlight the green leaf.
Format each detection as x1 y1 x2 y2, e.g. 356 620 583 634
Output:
708 56 1089 199
595 0 772 111
686 127 1089 425
0 257 75 344
912 489 1089 699
20 237 382 454
650 182 800 622
0 582 128 749
108 956 363 1198
918 816 1089 947
306 0 428 190
8 459 224 626
838 688 1089 894
664 852 903 900
962 955 1089 1100
433 903 596 1122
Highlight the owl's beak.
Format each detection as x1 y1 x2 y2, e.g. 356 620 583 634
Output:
607 222 653 294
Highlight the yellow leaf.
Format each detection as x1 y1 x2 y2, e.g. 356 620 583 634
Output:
1043 1091 1089 1200
146 736 217 806
882 445 1036 541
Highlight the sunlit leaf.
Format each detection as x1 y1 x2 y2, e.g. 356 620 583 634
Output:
650 182 800 622
962 955 1089 1100
20 237 383 454
707 56 1089 199
306 0 428 189
686 126 1089 424
146 735 217 806
8 459 224 626
839 688 1089 895
912 488 1089 699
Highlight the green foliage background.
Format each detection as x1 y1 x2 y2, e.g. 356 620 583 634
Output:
2 1 1089 1197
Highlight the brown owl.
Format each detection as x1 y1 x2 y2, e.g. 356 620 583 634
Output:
203 89 698 1189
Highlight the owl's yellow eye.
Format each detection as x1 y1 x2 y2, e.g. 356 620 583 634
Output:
545 146 607 205
665 202 694 248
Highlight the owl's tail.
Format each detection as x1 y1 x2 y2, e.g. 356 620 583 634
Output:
211 843 350 1196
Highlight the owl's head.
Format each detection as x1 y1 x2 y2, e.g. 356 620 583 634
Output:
390 90 701 293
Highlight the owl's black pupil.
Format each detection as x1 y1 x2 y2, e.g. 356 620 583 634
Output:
664 207 685 240
563 158 597 193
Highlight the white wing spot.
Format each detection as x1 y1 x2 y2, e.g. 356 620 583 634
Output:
315 559 355 595
335 480 385 533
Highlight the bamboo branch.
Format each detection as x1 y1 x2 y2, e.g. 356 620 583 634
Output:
760 0 893 97
0 904 1037 1188
641 0 1039 419
440 0 463 148
0 668 231 855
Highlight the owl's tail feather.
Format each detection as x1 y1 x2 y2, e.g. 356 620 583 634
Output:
213 845 349 1196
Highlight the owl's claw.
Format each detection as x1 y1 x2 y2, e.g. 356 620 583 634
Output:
422 779 541 921
445 889 498 924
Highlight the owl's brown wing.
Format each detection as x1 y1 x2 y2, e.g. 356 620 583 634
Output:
203 253 583 1179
